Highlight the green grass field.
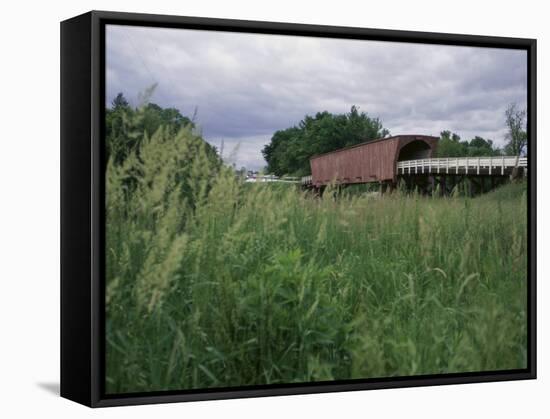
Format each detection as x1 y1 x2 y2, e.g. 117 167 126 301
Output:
105 128 527 393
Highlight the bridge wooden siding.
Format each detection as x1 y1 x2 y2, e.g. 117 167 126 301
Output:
308 135 438 187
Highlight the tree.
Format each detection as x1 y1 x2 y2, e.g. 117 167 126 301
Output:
140 103 194 138
262 106 389 176
435 131 467 157
105 92 218 172
111 92 129 109
435 131 501 157
467 136 501 157
105 94 135 166
504 103 527 156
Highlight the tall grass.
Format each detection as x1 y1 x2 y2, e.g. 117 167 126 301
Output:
106 127 527 393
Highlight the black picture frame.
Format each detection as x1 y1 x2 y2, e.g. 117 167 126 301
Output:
60 10 537 407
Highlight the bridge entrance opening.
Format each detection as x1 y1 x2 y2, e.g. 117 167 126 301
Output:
397 140 432 161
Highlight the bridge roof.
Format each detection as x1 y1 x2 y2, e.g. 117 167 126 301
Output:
310 134 438 160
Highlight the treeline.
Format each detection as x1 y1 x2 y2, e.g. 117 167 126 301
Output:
105 93 220 170
435 131 502 157
262 106 389 177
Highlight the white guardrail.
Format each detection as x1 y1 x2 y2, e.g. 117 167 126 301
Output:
397 156 527 175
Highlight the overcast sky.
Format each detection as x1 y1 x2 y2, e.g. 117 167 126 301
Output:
106 25 527 170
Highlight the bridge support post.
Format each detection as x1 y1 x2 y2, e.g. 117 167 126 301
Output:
439 176 447 197
379 181 393 195
469 176 484 196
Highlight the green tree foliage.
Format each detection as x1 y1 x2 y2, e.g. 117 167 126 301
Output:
435 130 465 157
112 92 129 108
262 106 389 176
436 130 502 157
468 136 499 156
105 92 204 168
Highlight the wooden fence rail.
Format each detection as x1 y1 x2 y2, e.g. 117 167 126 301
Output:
396 156 527 176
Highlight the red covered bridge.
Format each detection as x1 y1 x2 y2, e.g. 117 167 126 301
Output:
307 135 438 187
301 134 527 194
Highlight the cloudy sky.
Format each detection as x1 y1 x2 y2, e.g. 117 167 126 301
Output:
106 24 527 170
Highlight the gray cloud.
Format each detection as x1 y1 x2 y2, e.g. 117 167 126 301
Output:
106 25 527 170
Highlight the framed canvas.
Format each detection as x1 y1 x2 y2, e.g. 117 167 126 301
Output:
60 10 536 407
